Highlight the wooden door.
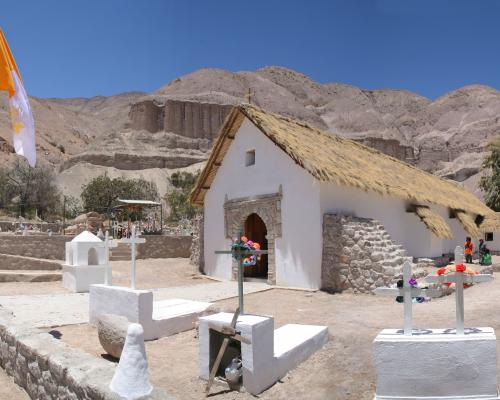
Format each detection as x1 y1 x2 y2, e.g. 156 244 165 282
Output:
244 213 268 278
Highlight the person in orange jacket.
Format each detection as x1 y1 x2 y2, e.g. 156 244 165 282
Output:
464 237 474 263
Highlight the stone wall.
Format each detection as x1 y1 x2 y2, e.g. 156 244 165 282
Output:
0 309 170 400
190 214 204 273
355 137 416 165
0 235 73 260
321 214 424 293
137 235 192 259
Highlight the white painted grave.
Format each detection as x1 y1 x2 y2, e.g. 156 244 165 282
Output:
373 258 499 400
89 227 213 340
62 231 115 292
199 312 328 395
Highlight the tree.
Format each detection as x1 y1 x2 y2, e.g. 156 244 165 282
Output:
5 159 61 218
480 137 500 211
80 174 160 218
165 171 199 222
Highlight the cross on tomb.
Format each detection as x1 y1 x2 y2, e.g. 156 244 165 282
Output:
121 226 146 290
426 253 493 335
103 231 117 285
454 245 465 264
375 261 442 336
214 232 268 315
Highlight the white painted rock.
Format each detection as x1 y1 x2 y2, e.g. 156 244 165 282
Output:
110 323 153 400
97 314 130 359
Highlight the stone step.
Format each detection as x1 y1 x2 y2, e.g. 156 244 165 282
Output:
0 270 62 282
0 253 62 271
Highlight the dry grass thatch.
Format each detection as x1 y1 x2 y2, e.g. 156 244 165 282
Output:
480 212 500 233
190 105 491 220
413 206 453 239
455 210 481 238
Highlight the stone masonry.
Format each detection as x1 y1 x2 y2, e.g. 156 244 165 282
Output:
321 214 426 293
224 189 282 285
0 309 171 400
190 214 204 273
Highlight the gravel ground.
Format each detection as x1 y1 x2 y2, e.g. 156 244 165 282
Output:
0 368 29 400
51 273 500 400
0 258 209 296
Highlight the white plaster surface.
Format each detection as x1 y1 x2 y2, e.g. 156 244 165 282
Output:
63 230 113 292
199 312 328 395
203 118 473 290
0 280 270 328
373 327 500 400
62 264 111 293
89 285 213 340
110 323 153 400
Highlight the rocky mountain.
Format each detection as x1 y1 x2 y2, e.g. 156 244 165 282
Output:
0 66 498 201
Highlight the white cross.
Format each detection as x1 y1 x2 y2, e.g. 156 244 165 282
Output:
375 261 442 336
426 258 493 335
103 231 118 285
121 226 146 290
454 245 465 264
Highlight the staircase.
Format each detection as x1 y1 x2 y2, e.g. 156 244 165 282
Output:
110 242 131 261
0 253 62 282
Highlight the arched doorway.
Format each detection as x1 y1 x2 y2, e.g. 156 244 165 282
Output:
244 213 268 279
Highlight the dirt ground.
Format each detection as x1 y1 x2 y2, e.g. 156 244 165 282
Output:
0 368 29 399
51 271 500 400
0 258 212 296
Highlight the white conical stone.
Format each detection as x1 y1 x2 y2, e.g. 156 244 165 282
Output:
110 323 153 400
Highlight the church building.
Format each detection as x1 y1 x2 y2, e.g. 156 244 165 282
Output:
190 105 492 290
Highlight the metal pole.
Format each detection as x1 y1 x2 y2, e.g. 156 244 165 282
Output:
238 256 244 315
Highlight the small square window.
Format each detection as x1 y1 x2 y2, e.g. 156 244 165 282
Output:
245 150 255 166
486 232 494 241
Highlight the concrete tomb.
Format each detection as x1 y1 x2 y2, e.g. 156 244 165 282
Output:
110 323 153 400
199 312 328 395
89 228 213 340
62 230 116 292
373 256 499 400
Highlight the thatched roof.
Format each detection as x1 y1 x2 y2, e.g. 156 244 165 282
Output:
413 206 453 239
455 210 481 238
190 105 491 222
480 212 500 233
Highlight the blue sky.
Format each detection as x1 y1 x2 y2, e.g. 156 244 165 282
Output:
1 0 500 99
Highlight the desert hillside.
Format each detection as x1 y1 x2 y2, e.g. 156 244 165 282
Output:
0 66 498 200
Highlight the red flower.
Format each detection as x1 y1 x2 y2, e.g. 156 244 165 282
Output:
437 268 446 276
456 264 466 273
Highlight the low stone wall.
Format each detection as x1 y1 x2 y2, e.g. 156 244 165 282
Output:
0 235 73 260
190 214 204 273
321 214 421 294
0 309 171 399
137 235 191 259
0 254 62 271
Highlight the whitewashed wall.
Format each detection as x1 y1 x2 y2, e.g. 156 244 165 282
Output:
204 119 323 289
482 232 500 252
319 184 470 258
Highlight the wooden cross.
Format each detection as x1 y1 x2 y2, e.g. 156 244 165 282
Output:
214 234 268 315
103 231 117 285
121 226 146 289
375 261 442 335
205 307 251 395
245 88 254 104
426 252 493 335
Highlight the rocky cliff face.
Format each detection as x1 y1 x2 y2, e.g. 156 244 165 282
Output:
0 66 498 200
